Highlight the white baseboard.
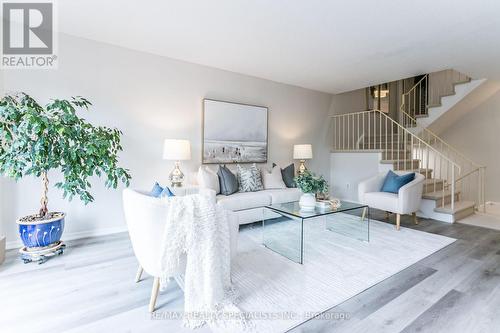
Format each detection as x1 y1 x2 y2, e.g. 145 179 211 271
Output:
5 226 129 250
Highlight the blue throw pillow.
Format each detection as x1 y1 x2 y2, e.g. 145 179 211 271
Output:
150 182 164 197
381 171 415 194
150 182 175 198
160 186 175 197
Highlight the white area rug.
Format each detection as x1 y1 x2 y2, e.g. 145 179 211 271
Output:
223 215 455 333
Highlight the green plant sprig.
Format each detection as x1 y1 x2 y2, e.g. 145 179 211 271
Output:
294 170 328 194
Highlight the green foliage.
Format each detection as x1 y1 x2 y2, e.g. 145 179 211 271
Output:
0 93 131 210
294 170 329 194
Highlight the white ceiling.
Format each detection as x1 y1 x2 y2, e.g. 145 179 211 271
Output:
57 0 500 94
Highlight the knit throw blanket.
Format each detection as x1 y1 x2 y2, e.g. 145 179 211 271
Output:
159 192 246 330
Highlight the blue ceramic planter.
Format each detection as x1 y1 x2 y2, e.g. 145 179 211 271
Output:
17 213 65 249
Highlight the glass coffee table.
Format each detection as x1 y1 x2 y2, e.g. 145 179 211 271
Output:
263 201 369 264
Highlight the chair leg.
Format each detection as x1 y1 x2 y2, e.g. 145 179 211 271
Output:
149 277 160 313
413 212 419 225
361 207 367 221
135 265 143 283
396 214 401 231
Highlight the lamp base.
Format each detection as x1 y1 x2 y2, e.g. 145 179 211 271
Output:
298 160 307 174
169 161 185 187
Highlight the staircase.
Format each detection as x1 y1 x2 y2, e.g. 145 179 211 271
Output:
331 70 485 222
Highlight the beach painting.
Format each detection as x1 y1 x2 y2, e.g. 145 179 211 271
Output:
203 99 268 164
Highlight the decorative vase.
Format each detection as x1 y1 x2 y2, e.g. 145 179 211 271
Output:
17 212 65 251
299 193 316 211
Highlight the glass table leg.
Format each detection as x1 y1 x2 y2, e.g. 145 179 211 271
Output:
262 208 304 264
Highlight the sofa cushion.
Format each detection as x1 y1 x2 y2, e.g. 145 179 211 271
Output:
381 170 415 194
262 165 287 189
281 163 296 188
237 164 264 192
197 166 220 194
150 182 164 197
160 187 175 197
216 191 271 211
265 188 302 204
150 182 174 198
363 192 399 212
218 165 239 195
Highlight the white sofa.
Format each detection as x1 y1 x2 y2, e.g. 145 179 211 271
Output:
195 165 302 225
216 187 302 224
358 171 425 230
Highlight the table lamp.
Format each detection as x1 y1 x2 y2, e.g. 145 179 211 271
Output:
293 144 312 174
163 139 191 187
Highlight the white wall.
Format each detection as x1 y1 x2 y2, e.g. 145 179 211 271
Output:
330 152 383 201
440 87 500 202
1 34 333 247
329 88 367 115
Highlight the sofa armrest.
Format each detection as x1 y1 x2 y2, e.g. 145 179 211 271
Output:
358 173 386 202
397 175 425 214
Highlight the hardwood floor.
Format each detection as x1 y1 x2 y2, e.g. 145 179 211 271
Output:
1 211 499 333
289 210 500 333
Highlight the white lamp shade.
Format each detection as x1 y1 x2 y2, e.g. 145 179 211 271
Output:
163 139 191 160
293 144 312 160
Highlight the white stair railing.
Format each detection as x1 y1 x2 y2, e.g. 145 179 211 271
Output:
401 70 471 121
399 69 485 212
331 110 460 210
400 109 485 212
401 74 428 120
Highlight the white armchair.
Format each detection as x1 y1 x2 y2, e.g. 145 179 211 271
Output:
122 188 239 312
358 171 425 230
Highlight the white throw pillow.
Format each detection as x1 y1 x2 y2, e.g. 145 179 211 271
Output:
197 166 220 194
262 165 287 189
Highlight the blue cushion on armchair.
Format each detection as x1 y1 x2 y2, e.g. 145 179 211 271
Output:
380 171 415 194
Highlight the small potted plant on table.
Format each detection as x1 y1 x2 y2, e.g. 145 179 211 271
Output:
0 93 131 263
295 170 329 211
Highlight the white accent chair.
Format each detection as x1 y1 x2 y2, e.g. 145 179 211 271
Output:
358 171 425 230
122 188 239 312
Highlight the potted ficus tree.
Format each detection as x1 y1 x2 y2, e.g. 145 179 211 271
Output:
0 93 131 256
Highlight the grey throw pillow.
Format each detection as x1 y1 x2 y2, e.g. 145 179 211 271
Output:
281 163 296 188
218 165 238 195
237 163 264 192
